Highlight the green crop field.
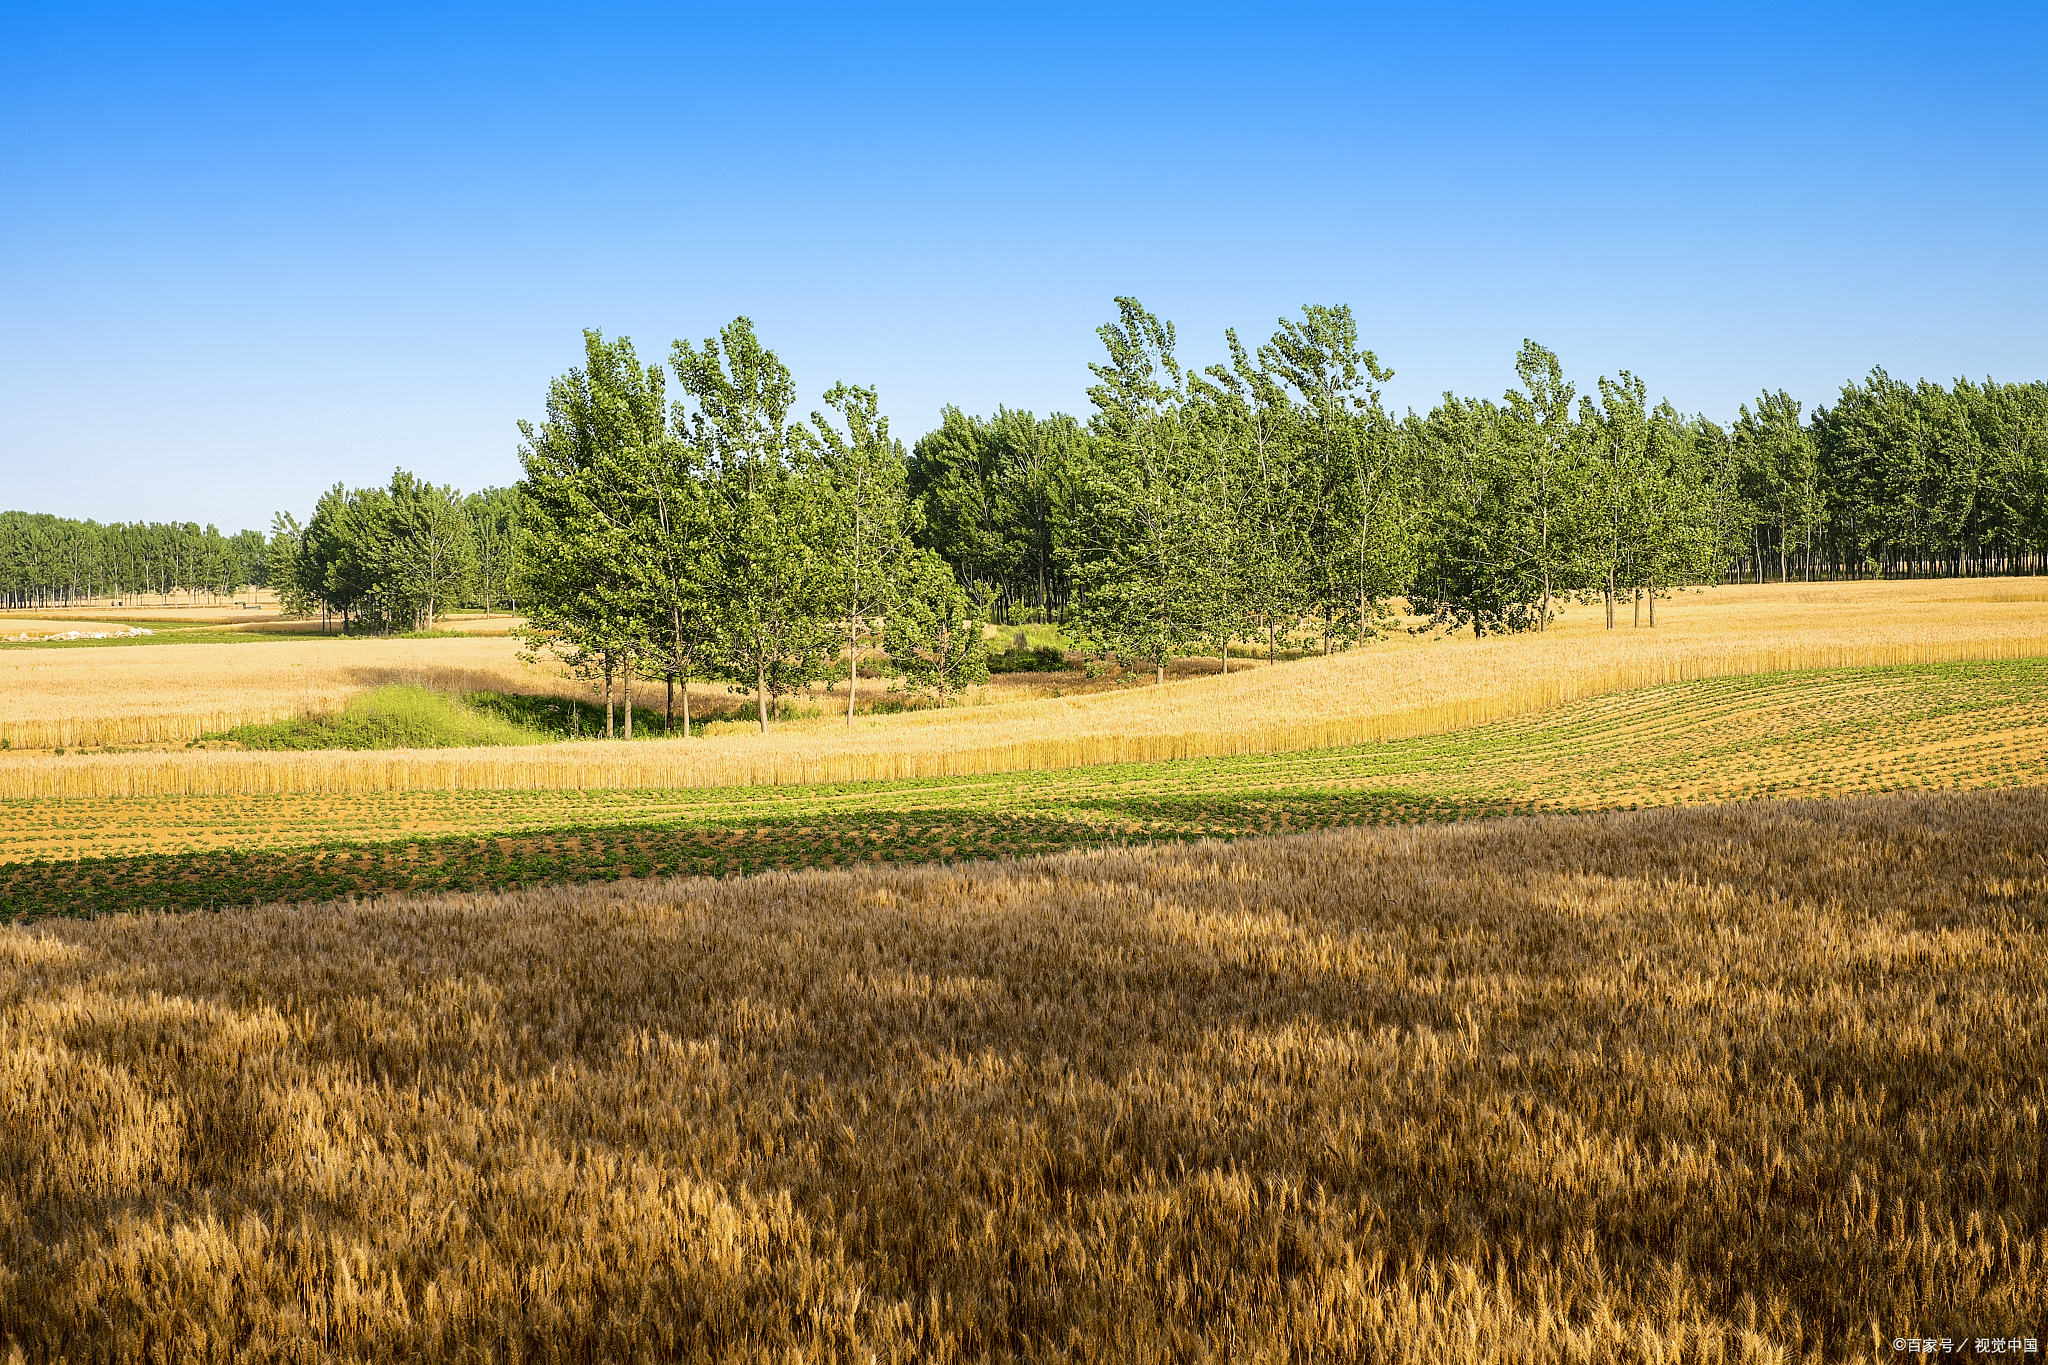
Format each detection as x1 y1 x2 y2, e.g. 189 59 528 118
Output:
6 656 2046 919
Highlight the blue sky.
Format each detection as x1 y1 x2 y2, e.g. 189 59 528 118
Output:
4 1 2044 532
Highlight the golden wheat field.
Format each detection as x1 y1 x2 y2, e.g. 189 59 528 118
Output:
8 578 2048 799
2 791 2042 1362
0 635 559 753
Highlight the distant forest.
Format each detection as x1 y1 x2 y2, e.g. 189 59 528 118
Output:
0 516 269 611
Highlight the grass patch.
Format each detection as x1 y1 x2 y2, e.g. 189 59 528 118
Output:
210 685 548 750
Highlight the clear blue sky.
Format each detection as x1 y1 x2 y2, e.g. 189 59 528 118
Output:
5 2 2044 532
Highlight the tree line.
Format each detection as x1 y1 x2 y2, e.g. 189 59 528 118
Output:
16 298 2045 733
912 303 2048 656
509 320 988 737
268 478 517 633
496 301 2048 738
0 513 268 610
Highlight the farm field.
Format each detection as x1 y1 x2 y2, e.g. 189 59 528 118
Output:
6 657 2047 916
2 789 2041 1359
9 576 2048 797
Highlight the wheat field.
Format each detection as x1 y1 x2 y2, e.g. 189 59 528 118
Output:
2 790 2041 1361
8 578 2048 799
0 635 559 752
6 657 2046 869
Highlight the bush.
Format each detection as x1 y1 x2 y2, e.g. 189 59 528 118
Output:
986 645 1070 674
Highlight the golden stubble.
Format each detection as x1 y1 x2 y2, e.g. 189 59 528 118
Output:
1 789 2042 1360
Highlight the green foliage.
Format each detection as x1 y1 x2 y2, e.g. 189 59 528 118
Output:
512 329 670 734
274 471 481 631
907 407 1084 621
1065 298 1237 680
0 513 264 609
811 380 917 726
884 551 991 702
676 319 842 728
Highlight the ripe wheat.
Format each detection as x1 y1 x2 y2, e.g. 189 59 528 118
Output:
2 791 2042 1360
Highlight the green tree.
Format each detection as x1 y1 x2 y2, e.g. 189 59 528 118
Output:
885 551 991 704
464 488 520 612
1734 390 1823 582
1260 304 1409 654
1068 298 1234 683
387 471 478 630
810 382 917 727
515 331 667 738
673 318 838 731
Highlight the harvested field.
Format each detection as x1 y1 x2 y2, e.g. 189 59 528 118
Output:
7 657 2046 914
9 578 2048 798
2 791 2042 1360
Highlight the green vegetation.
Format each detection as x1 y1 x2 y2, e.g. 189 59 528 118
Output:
0 513 267 610
209 685 548 750
985 640 1070 672
270 474 513 632
12 657 2048 918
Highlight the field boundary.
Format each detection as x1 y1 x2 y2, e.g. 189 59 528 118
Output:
7 634 2047 800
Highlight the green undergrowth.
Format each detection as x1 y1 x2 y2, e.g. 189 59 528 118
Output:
211 685 549 750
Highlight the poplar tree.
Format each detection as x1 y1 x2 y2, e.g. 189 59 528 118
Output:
514 331 667 738
1261 304 1407 653
1069 298 1233 683
810 382 915 726
673 318 838 731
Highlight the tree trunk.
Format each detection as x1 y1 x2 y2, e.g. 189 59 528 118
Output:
757 658 770 732
666 674 674 734
1633 586 1641 627
1540 569 1552 631
847 613 859 728
681 672 692 737
622 650 632 739
1156 661 1165 686
605 659 615 740
1604 566 1615 629
1648 583 1656 627
1220 637 1228 675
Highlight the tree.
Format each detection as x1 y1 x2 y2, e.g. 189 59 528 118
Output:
386 471 478 630
885 551 991 704
465 488 520 612
1067 298 1234 683
907 407 1084 623
515 331 668 739
673 318 839 731
1735 390 1823 582
1260 304 1408 654
1584 372 1656 626
810 381 916 727
1496 341 1589 630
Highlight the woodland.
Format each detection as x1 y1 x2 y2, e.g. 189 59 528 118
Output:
8 299 2048 732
